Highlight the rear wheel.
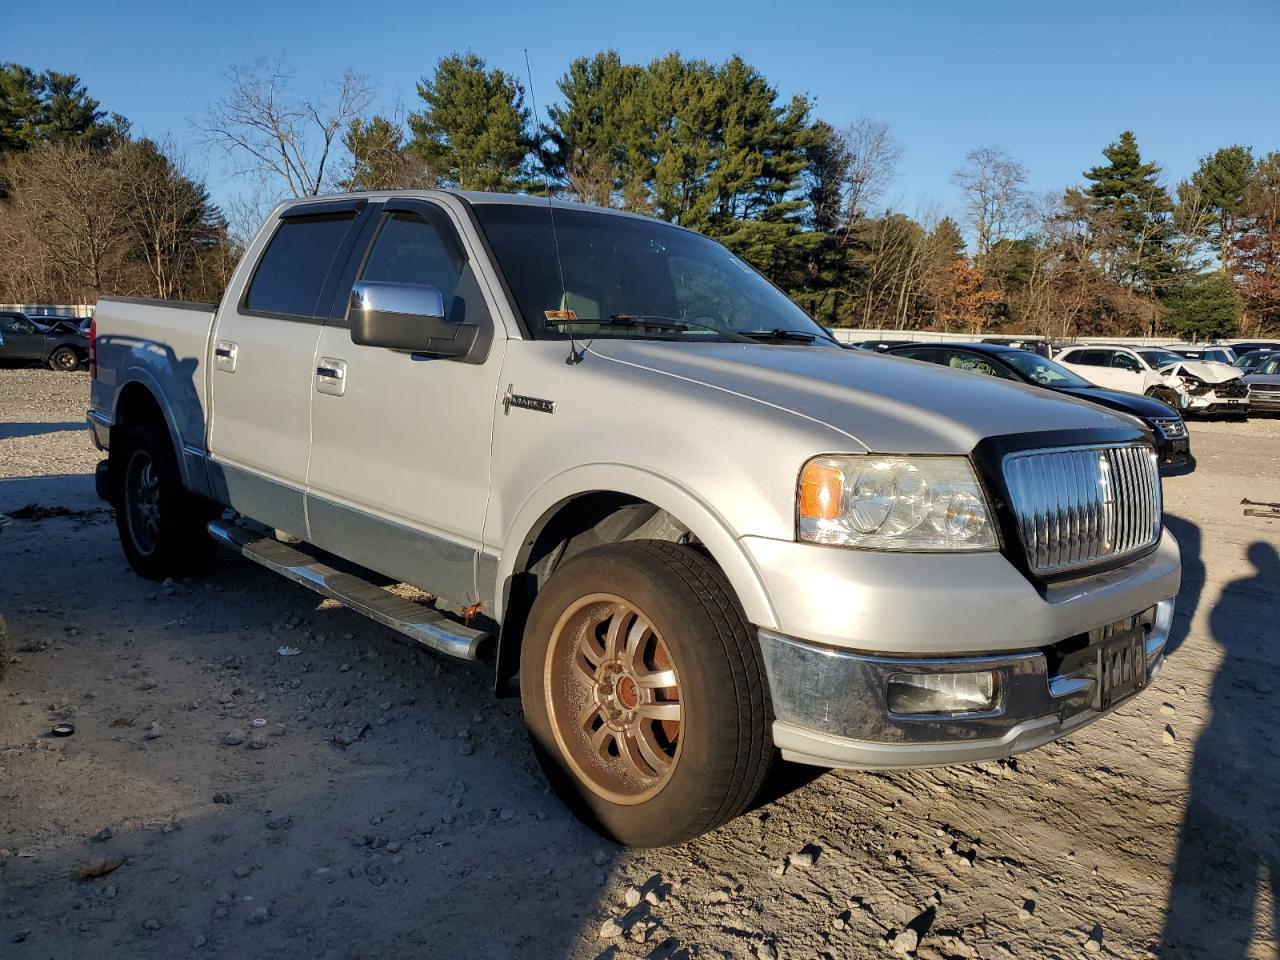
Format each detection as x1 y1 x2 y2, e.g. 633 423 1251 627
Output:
48 347 81 372
520 540 773 847
114 425 217 580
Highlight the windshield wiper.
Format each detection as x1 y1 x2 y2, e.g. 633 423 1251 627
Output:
741 328 819 343
542 313 753 342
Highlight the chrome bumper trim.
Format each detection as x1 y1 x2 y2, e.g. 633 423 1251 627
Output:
86 409 111 450
759 598 1173 769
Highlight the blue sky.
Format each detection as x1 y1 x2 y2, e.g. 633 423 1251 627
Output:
7 0 1279 230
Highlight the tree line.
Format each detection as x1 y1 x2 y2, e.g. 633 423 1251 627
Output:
2 54 1278 339
0 65 236 304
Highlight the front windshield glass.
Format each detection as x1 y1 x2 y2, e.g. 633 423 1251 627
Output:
473 203 837 345
1001 350 1091 387
1257 357 1280 376
1137 348 1184 370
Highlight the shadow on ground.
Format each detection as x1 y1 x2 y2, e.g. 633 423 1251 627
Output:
0 422 86 441
1160 538 1280 958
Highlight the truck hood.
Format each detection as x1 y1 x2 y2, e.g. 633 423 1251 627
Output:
1157 359 1242 383
589 341 1136 454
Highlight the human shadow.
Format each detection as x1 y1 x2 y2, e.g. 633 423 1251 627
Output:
1160 541 1280 958
1162 513 1202 657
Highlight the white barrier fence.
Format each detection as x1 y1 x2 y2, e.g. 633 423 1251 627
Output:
827 328 1275 348
1 303 95 319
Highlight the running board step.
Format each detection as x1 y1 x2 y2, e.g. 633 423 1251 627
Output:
208 520 487 660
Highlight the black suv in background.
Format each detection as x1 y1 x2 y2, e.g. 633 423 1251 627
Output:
886 342 1194 473
0 311 88 371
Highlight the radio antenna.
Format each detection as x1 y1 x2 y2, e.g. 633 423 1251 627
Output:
523 48 582 365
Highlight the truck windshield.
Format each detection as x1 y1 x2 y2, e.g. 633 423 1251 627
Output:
472 202 837 346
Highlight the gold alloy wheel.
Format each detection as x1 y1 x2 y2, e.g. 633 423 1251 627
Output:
544 593 683 805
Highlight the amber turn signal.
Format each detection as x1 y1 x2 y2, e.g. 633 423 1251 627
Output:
798 461 844 521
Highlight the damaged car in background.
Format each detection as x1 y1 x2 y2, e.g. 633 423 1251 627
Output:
1054 344 1249 417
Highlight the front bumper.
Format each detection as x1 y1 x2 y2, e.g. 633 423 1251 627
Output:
760 599 1173 769
1248 391 1280 412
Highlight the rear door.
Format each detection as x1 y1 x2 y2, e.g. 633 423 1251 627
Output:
304 198 507 604
207 200 370 538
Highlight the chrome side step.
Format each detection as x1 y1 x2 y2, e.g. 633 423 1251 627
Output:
208 520 487 660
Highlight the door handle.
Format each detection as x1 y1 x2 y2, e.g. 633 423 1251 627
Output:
213 340 238 373
315 357 347 397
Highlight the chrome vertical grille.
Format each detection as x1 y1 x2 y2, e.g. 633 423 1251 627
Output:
1003 444 1162 576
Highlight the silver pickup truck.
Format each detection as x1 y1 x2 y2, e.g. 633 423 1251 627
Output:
89 191 1180 846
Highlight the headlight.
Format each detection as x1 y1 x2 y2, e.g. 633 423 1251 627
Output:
798 456 997 551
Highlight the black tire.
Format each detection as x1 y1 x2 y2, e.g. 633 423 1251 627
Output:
48 346 81 372
520 540 773 847
1145 386 1180 409
113 424 217 580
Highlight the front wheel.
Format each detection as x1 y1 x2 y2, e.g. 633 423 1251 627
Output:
48 347 81 372
114 425 217 580
520 540 773 847
1145 386 1181 409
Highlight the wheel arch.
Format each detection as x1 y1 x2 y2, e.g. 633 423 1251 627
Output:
110 377 194 493
490 465 777 695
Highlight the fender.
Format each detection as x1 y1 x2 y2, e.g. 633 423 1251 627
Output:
111 367 213 499
490 461 780 630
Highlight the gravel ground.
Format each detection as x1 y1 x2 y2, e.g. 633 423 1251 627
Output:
1 368 1278 960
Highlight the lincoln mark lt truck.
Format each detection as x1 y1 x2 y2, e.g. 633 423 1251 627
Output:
89 191 1180 846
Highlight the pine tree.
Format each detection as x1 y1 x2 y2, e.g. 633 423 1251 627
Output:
1082 131 1178 293
1163 273 1241 339
408 53 531 192
1185 145 1255 272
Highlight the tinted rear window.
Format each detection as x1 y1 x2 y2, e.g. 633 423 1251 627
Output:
245 214 355 318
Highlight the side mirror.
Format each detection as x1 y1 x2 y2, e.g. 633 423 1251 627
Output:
347 281 478 358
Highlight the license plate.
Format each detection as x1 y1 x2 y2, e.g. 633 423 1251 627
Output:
1095 632 1146 710
1226 399 1241 405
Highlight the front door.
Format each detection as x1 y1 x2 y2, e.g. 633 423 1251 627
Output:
305 199 506 605
207 201 369 537
0 314 48 361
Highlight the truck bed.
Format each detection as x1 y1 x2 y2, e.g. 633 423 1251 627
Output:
90 297 217 464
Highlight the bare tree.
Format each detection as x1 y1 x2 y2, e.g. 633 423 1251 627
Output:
0 141 135 299
201 58 373 199
952 145 1029 257
837 117 901 224
118 138 215 298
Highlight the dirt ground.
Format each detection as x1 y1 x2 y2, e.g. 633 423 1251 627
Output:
1 368 1277 960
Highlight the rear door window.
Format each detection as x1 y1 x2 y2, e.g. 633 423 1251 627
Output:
1064 349 1105 366
944 350 1015 379
245 214 358 319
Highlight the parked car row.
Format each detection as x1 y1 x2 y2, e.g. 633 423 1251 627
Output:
884 343 1194 473
851 336 1277 423
0 310 90 371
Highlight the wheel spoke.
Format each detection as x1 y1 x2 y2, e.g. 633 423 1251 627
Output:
635 668 677 690
577 696 602 731
570 653 597 689
589 720 615 757
624 616 648 664
616 732 653 779
579 609 611 666
601 606 628 659
636 701 681 722
634 724 672 774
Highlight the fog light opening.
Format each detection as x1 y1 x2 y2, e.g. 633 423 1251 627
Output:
886 670 998 716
